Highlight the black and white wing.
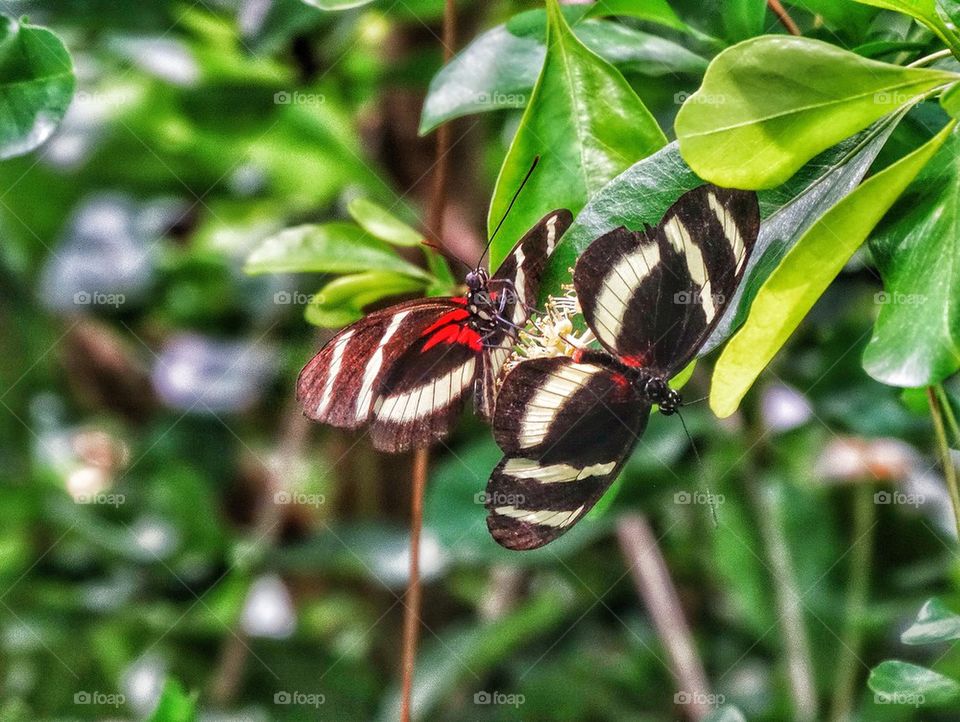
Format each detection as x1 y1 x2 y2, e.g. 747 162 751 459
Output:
476 209 573 418
574 185 759 377
485 354 649 550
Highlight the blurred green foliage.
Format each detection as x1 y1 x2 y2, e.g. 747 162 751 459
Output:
1 1 960 721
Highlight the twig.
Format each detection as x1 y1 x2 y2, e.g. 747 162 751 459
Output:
928 387 960 539
768 0 801 36
616 514 712 722
829 485 876 722
745 476 817 721
400 4 456 720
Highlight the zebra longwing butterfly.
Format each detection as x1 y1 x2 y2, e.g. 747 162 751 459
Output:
485 184 760 550
297 210 572 453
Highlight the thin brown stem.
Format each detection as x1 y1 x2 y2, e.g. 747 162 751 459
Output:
400 448 430 722
768 0 801 36
616 514 712 722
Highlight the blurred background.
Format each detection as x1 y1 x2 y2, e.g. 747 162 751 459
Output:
2 0 960 719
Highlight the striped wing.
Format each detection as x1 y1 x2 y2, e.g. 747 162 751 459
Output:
574 185 759 377
297 298 480 452
477 209 573 419
486 356 649 550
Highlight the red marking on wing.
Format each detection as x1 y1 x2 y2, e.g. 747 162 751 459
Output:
456 326 482 352
610 373 630 397
421 308 470 337
571 348 585 363
422 324 461 352
622 354 647 368
450 296 467 305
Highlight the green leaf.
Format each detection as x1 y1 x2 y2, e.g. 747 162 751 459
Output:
419 13 705 135
147 679 196 722
864 124 960 386
723 0 767 41
586 0 688 31
710 121 952 418
244 222 430 279
941 81 960 117
868 660 960 706
487 0 666 269
902 598 960 644
854 0 960 54
0 16 75 159
938 0 960 25
675 36 957 188
347 197 423 247
304 271 426 327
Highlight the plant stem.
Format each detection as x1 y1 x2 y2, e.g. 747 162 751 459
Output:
400 4 455 719
906 48 954 67
768 0 801 36
829 485 875 722
400 448 429 722
928 386 960 539
616 514 712 722
935 384 960 446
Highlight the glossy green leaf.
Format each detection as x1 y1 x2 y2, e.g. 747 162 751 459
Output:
676 36 957 188
487 0 666 269
868 660 960 706
304 271 426 327
854 0 960 54
710 121 952 418
244 222 430 279
902 598 960 644
147 679 196 722
347 197 423 247
723 0 767 41
939 0 960 25
0 16 75 159
940 81 960 117
586 0 688 31
790 0 878 30
419 13 705 135
864 124 960 386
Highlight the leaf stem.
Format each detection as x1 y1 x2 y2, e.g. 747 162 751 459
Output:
928 386 960 540
828 485 876 722
768 0 801 36
400 448 430 722
906 48 955 67
935 384 960 446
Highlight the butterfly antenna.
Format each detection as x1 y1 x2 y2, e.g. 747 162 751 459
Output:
479 155 540 269
421 239 472 273
675 408 719 528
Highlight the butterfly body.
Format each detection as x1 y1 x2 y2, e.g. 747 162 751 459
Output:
297 210 572 453
486 185 760 550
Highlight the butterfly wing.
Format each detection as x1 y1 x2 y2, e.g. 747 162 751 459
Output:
297 298 479 451
485 355 649 550
574 185 759 377
476 209 573 418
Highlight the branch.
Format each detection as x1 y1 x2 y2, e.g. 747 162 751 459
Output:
769 0 801 36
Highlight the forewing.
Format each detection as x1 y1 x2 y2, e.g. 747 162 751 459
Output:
575 185 759 376
368 304 486 452
297 298 462 436
486 356 649 550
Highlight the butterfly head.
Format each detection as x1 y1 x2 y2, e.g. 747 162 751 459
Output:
465 268 489 293
644 376 681 416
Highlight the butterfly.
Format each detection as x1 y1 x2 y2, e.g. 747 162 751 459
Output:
484 184 760 550
297 209 573 453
